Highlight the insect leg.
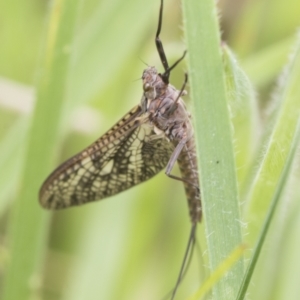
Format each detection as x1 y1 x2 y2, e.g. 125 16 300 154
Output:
156 0 170 81
156 0 187 84
165 139 199 190
165 73 188 116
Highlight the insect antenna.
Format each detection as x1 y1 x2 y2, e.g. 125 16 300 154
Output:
138 56 149 67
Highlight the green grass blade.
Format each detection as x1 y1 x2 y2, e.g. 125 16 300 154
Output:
182 0 244 298
188 244 246 300
222 45 260 195
245 33 300 244
2 0 82 299
0 117 28 216
236 121 300 300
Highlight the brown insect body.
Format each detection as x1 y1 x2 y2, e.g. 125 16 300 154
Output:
141 66 201 223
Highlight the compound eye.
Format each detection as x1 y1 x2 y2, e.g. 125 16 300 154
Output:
143 82 151 92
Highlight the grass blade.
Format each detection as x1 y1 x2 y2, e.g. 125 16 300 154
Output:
236 121 300 300
2 0 82 299
222 44 260 195
245 32 300 244
0 117 28 216
182 0 244 298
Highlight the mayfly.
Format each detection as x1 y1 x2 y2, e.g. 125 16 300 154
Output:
39 0 201 298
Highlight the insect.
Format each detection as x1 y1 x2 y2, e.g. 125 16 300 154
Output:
39 0 201 298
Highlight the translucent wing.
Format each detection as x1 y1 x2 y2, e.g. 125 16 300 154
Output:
39 105 174 209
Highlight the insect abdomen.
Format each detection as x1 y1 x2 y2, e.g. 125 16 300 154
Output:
177 136 201 223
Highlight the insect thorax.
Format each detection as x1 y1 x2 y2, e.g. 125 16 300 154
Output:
141 66 193 143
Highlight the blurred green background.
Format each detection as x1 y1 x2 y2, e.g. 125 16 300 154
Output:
0 0 300 299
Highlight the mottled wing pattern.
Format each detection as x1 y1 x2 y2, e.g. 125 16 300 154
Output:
39 105 174 209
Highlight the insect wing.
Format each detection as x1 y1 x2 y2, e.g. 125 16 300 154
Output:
39 105 174 209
